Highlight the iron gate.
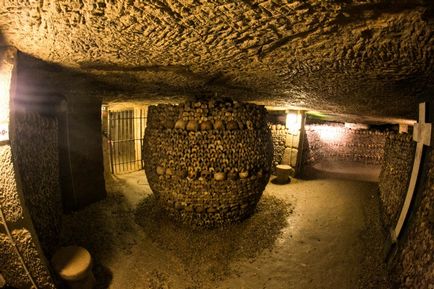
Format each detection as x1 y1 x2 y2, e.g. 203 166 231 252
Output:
108 108 147 174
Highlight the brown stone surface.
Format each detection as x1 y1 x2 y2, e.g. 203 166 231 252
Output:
0 146 23 223
11 229 56 289
390 150 434 289
0 233 32 289
282 147 291 166
269 123 286 172
285 134 293 148
1 1 433 118
51 246 92 281
12 111 62 256
292 133 300 148
290 148 299 167
378 133 415 228
143 99 273 226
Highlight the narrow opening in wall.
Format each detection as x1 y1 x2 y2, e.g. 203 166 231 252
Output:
101 102 151 206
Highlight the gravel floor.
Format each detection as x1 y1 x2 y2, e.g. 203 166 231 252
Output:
60 171 391 289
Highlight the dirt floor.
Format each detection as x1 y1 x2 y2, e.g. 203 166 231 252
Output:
309 160 382 183
60 171 391 289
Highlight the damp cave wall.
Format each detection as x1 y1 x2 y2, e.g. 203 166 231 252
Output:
0 47 57 289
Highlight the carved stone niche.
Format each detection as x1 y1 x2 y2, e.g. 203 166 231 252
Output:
143 98 273 227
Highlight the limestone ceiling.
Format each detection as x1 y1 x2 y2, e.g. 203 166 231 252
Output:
1 0 433 119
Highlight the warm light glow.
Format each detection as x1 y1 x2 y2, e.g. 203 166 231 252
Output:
317 126 344 142
286 111 301 134
0 56 14 142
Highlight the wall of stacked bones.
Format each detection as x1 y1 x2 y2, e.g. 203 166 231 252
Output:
143 99 273 227
378 133 434 289
303 123 387 166
390 149 434 289
378 133 416 228
0 114 58 288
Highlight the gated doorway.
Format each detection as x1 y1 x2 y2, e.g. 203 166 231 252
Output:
105 106 147 174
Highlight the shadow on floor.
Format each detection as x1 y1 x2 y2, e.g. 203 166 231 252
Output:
305 160 381 182
134 195 293 283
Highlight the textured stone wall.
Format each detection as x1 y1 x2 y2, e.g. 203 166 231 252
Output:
0 146 23 224
390 150 434 288
13 54 107 211
0 146 56 289
269 124 286 173
0 231 31 289
12 111 62 256
0 47 56 289
1 1 433 119
303 124 387 166
65 97 106 209
269 123 300 174
143 99 272 227
378 133 416 228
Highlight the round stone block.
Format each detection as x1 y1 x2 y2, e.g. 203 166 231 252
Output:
51 246 95 289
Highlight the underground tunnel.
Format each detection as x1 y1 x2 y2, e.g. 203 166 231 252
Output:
0 1 434 288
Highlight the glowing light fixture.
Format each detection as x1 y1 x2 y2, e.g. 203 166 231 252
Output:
0 49 15 143
286 111 301 134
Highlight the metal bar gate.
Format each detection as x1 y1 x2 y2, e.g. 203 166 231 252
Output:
108 108 147 174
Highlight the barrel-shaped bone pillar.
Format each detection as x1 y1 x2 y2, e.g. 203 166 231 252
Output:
143 99 273 227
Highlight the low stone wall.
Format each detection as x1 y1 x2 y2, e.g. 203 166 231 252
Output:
143 99 273 227
303 124 387 166
378 133 415 228
390 149 434 288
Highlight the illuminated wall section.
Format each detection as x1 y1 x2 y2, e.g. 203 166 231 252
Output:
303 122 387 168
0 47 56 289
0 50 12 142
268 110 303 175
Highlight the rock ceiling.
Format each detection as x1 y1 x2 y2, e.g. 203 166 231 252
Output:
1 0 433 119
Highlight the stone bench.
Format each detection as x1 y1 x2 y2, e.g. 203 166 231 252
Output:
275 164 293 184
51 246 96 289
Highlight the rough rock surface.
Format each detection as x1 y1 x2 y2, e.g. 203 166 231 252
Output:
391 150 434 289
269 123 286 173
269 123 300 174
0 145 57 289
11 229 56 289
12 111 62 256
378 133 415 228
0 233 31 289
1 1 434 118
0 146 23 223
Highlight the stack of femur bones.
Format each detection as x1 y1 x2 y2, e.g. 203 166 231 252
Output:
143 98 273 227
